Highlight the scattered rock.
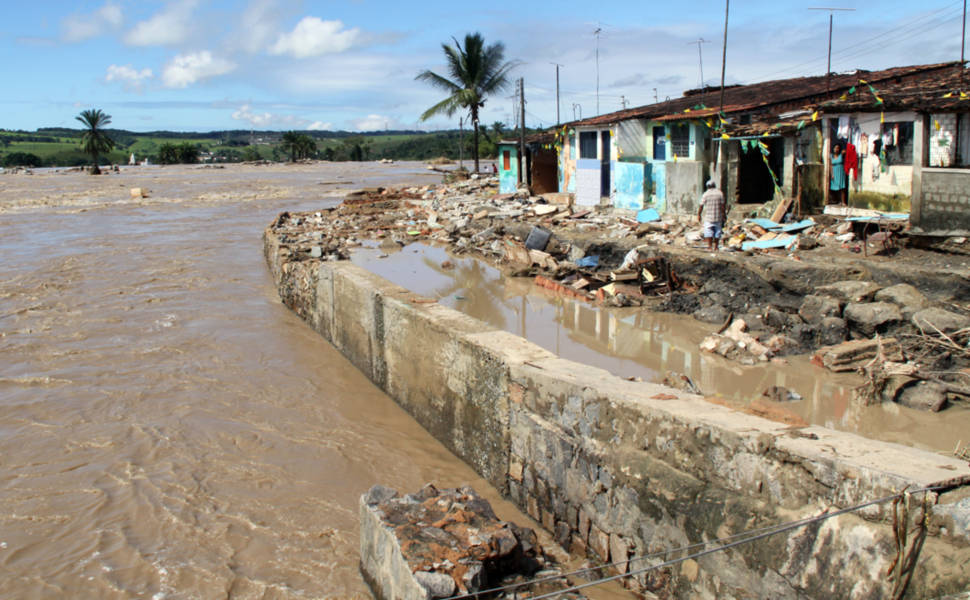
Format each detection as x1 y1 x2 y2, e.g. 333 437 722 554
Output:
843 302 903 336
816 281 881 303
414 571 456 598
762 386 803 402
798 295 842 325
873 283 930 317
817 317 849 346
897 380 949 412
812 337 904 372
912 307 970 335
693 305 730 325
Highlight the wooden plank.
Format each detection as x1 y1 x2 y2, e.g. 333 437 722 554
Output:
770 197 794 224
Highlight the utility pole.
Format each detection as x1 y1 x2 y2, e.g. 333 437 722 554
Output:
808 7 856 80
653 88 659 103
962 0 967 64
594 27 602 115
572 103 582 120
550 62 563 125
719 0 729 114
688 38 711 92
621 95 629 109
518 77 526 185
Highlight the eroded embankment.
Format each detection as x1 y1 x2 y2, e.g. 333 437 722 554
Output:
265 222 970 599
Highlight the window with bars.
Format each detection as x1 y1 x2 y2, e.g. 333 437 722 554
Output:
670 124 691 158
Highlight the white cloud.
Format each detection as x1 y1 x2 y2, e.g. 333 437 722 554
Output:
237 0 282 54
62 2 123 42
269 17 360 58
351 114 396 132
162 51 235 88
231 104 324 129
124 0 197 47
105 64 154 92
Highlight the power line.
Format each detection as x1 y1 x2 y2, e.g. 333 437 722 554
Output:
441 485 946 600
753 2 963 82
523 485 943 600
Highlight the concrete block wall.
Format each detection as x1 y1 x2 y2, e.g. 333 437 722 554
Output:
918 168 970 232
264 228 970 598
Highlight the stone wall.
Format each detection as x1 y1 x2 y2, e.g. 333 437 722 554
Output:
917 168 970 233
265 228 970 599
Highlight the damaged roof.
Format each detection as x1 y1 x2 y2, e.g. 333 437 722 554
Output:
565 62 964 129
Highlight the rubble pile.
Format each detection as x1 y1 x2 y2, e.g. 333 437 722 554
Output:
268 174 970 412
361 484 585 600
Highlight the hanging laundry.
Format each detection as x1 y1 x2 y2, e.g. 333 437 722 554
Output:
837 116 850 139
893 124 899 146
859 133 869 157
844 143 859 181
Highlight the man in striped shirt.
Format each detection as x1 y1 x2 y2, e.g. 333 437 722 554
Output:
697 179 726 252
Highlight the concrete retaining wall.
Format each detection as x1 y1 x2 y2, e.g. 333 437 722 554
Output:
265 229 970 599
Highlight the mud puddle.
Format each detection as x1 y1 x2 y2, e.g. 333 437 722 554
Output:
353 242 970 454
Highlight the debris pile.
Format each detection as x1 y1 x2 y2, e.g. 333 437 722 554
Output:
360 484 585 600
267 174 970 412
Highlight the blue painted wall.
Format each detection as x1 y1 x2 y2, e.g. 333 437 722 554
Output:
614 161 646 210
498 144 518 194
651 162 667 212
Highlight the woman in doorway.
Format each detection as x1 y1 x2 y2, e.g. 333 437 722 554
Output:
830 143 848 205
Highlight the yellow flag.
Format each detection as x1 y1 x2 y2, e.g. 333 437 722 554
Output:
944 92 954 98
962 92 968 99
721 133 730 140
811 111 819 121
880 112 885 123
935 120 942 131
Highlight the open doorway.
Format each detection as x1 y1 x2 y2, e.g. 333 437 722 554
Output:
737 138 785 204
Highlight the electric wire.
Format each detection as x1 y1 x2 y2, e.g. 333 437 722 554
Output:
441 484 946 600
752 1 964 82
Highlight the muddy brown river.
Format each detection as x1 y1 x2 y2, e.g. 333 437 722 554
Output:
1 163 636 599
1 162 964 599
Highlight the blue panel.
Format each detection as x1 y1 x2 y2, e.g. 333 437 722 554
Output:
576 158 600 169
614 161 645 210
652 162 666 212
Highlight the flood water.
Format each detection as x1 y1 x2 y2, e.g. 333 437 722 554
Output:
1 162 963 599
0 163 629 599
353 243 970 455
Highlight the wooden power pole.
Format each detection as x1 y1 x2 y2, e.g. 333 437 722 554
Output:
518 77 526 185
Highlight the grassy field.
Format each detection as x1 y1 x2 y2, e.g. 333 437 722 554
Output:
0 128 506 167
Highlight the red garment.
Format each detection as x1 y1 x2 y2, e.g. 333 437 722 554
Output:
844 143 859 180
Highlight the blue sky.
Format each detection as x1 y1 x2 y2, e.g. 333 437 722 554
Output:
2 0 967 132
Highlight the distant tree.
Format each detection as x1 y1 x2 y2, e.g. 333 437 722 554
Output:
416 32 516 173
242 145 262 162
491 121 504 140
75 108 115 174
176 142 199 164
323 147 335 161
2 152 43 168
280 131 300 162
155 142 198 164
157 143 180 164
280 131 317 161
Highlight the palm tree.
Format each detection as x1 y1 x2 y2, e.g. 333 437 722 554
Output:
75 109 115 174
416 33 516 173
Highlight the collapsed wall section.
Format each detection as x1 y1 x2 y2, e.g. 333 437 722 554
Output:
265 227 970 599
